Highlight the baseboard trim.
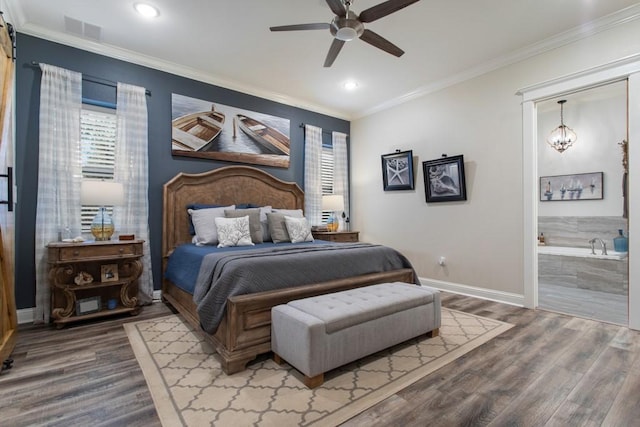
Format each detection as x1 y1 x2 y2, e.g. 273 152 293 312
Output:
17 307 34 325
420 277 525 307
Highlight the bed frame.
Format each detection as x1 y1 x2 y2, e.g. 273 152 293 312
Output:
162 165 415 374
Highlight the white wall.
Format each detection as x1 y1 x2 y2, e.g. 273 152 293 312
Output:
351 18 640 298
537 82 627 217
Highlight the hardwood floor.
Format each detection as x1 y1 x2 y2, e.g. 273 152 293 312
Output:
1 294 639 426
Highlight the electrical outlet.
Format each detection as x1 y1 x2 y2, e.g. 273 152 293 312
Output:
438 256 446 266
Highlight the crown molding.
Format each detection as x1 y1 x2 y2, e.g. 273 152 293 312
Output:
7 0 640 121
12 22 352 121
355 3 640 119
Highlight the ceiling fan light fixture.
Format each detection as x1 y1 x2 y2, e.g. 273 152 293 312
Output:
336 26 358 41
134 3 160 18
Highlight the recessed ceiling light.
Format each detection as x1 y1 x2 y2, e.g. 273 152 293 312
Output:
134 3 160 18
343 81 359 91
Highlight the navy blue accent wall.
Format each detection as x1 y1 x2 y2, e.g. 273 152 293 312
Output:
15 33 350 309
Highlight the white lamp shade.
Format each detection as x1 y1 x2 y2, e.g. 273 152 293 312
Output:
81 180 124 206
322 194 344 211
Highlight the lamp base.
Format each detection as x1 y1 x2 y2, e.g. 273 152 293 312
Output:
90 207 115 241
327 212 339 232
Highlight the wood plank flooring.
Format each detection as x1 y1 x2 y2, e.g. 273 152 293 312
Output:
1 294 639 426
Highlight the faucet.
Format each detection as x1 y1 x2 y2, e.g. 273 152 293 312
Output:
589 238 608 255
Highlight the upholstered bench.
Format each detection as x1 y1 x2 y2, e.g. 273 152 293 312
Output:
271 282 441 388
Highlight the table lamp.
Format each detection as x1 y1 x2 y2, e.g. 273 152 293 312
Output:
81 180 124 241
322 194 344 232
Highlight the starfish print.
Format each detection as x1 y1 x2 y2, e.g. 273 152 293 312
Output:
387 159 408 184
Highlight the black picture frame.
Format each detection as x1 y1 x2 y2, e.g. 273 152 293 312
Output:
423 155 467 203
381 150 414 191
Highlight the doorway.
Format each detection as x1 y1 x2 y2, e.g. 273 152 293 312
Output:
536 82 628 325
518 54 640 331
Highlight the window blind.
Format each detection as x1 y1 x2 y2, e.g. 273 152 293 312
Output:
321 144 334 223
80 105 117 232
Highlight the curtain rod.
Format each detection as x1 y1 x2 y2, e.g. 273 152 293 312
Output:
299 123 348 136
29 61 151 96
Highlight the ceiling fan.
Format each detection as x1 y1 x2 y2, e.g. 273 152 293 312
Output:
270 0 420 67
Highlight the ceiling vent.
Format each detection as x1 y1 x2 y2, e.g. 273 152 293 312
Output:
64 16 102 42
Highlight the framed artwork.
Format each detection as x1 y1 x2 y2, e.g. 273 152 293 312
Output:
423 155 467 203
381 150 415 191
171 93 291 168
100 264 119 283
540 172 603 201
76 296 101 316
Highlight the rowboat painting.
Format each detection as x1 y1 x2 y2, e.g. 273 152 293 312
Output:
235 114 290 155
171 93 291 168
171 106 225 151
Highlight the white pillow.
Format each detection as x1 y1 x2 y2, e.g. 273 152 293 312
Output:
272 208 303 218
188 205 235 246
214 216 255 248
284 216 314 243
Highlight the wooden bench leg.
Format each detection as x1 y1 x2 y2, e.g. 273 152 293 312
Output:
304 373 324 389
427 327 439 338
273 353 284 365
274 353 324 388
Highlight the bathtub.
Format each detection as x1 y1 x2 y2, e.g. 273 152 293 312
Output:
538 245 627 260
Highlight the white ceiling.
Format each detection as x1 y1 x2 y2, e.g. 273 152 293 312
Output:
5 0 640 120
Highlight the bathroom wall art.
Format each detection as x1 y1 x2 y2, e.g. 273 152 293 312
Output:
539 171 603 201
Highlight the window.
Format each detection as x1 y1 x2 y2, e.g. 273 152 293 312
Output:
321 142 334 223
80 103 117 232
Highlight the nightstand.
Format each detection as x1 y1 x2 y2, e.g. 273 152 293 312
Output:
312 231 359 243
47 240 144 328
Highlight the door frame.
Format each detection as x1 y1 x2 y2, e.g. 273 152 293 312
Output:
518 53 640 330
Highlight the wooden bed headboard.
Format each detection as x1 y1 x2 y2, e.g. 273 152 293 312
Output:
162 165 304 255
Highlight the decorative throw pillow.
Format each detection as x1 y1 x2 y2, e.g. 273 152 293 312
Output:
267 212 292 243
225 208 263 243
284 216 314 243
189 206 235 245
214 216 254 248
258 206 273 242
186 204 233 235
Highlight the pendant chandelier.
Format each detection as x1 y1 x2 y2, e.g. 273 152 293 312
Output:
547 99 577 153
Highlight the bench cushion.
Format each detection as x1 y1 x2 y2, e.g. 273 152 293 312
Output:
287 282 435 334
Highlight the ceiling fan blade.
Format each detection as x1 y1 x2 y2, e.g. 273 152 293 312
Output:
326 0 347 17
270 23 330 31
359 29 404 57
324 38 346 67
358 0 420 23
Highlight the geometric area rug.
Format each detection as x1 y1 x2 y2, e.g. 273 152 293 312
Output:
125 309 513 426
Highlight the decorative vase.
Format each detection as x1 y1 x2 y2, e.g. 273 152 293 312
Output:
90 207 115 241
326 212 339 232
613 229 628 252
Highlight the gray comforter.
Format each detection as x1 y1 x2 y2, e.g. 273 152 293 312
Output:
192 242 417 333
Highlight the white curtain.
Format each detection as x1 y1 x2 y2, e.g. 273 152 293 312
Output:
35 64 83 323
332 131 349 223
304 124 323 225
113 83 153 304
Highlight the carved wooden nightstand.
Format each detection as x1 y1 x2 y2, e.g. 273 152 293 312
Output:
47 240 144 328
311 231 359 243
